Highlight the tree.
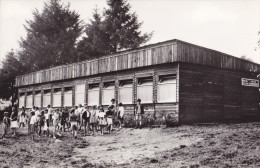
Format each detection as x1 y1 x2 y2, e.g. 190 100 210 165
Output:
104 0 152 53
77 9 110 61
78 0 152 59
0 50 24 105
240 55 252 62
19 0 83 71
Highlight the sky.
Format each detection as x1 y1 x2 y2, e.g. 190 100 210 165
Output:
0 0 260 64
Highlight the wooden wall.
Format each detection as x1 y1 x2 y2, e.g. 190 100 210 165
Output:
18 65 179 121
16 40 260 87
179 63 260 123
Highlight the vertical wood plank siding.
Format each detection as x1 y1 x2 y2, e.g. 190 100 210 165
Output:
16 40 260 87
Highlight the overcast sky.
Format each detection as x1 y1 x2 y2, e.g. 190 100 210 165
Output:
0 0 260 64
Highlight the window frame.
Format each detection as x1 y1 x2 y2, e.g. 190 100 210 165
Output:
102 81 115 105
157 74 177 103
118 79 133 104
88 83 100 106
53 88 62 107
137 76 153 103
64 87 73 107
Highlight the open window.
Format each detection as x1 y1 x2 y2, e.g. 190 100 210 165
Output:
26 92 33 108
88 83 99 106
19 93 25 108
75 84 85 106
43 89 51 107
64 87 73 107
137 77 153 103
53 88 62 107
102 82 115 105
34 90 41 108
118 79 133 104
157 74 177 103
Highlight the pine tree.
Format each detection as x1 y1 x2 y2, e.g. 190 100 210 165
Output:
104 0 152 52
19 0 83 71
77 9 110 61
77 0 152 59
0 50 24 104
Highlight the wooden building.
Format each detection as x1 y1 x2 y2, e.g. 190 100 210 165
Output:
15 39 260 123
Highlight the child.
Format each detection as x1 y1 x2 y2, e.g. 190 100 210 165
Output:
81 105 89 136
69 109 78 138
118 103 125 129
106 106 114 134
30 112 38 140
89 105 97 136
98 106 106 135
52 109 60 139
10 108 18 136
38 111 45 136
1 112 9 139
43 110 49 136
19 107 26 128
60 108 67 132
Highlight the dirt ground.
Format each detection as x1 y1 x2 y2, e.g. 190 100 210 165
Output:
0 122 260 168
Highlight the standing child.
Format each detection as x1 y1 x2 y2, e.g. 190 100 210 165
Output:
89 105 97 136
106 106 114 134
118 103 125 129
98 106 106 135
60 108 67 132
52 109 60 139
1 112 9 139
38 111 45 136
69 109 78 138
30 112 38 140
19 107 26 128
10 107 18 136
43 110 49 136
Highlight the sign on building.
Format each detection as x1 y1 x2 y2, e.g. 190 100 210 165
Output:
241 78 259 87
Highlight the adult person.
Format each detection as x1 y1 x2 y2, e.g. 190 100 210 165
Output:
135 99 144 129
10 107 18 136
19 106 26 128
118 103 125 129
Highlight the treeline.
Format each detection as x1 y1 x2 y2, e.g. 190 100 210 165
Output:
0 0 152 105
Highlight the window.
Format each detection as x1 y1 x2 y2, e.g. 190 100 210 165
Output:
118 79 133 104
88 83 99 106
137 77 153 103
53 88 62 107
43 89 51 107
64 87 73 107
34 91 41 108
75 84 85 106
102 82 115 105
26 92 33 108
157 74 177 102
19 93 25 108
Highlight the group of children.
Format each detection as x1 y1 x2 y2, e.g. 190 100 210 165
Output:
1 99 125 140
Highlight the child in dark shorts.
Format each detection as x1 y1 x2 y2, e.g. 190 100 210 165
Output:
69 109 78 138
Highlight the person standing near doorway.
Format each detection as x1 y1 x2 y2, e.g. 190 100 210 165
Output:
135 99 144 129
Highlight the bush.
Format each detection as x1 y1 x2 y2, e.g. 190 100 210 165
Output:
123 112 179 128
